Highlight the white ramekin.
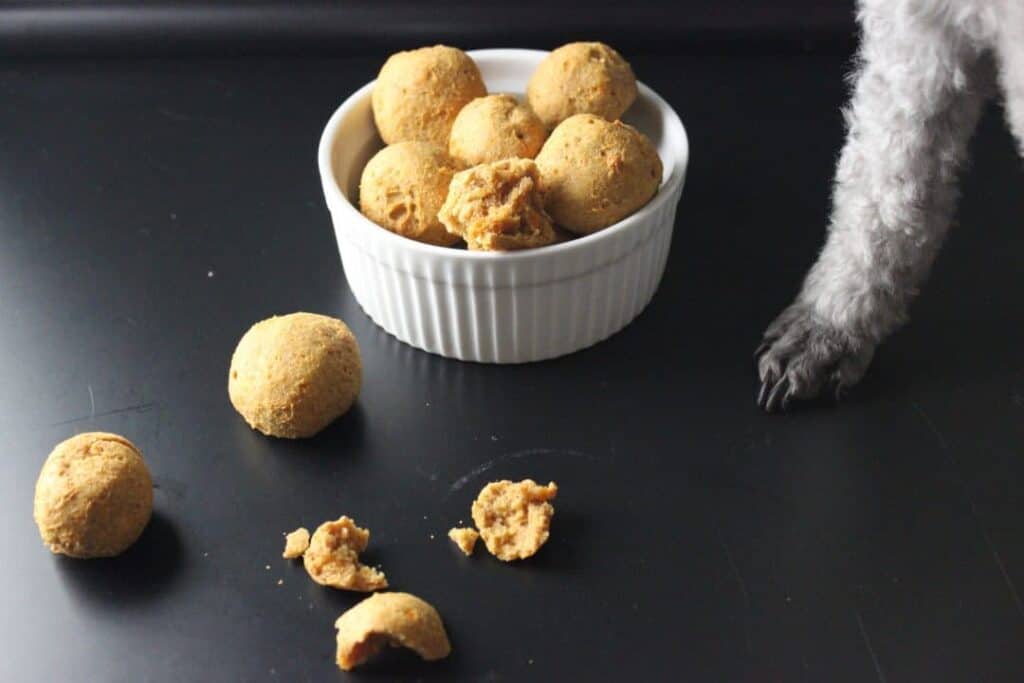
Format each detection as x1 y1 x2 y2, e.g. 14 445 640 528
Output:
318 48 689 363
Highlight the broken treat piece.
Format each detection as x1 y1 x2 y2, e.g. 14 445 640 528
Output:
447 527 479 556
303 517 388 591
471 479 558 561
335 592 451 671
438 158 555 251
282 527 310 559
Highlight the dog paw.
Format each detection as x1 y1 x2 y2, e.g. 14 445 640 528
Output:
754 304 875 412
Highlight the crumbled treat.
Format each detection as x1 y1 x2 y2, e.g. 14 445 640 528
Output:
447 527 479 556
282 527 310 559
448 94 547 166
303 517 388 591
471 479 558 561
527 42 638 129
228 313 362 438
33 432 153 559
438 158 555 251
335 592 451 671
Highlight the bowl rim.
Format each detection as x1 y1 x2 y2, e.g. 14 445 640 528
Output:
317 47 690 263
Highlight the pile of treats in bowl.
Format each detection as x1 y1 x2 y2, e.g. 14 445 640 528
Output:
360 42 663 251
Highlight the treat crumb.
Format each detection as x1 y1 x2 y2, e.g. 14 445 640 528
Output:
447 527 479 556
282 527 311 559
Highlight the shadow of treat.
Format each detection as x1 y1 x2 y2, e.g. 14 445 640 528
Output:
57 511 183 606
513 508 587 575
295 402 367 456
345 636 461 679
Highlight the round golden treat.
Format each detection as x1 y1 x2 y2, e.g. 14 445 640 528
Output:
372 45 487 146
535 114 662 234
228 312 362 438
471 479 558 561
439 158 555 252
303 516 388 592
526 42 638 129
33 432 153 558
359 142 462 246
448 94 547 166
335 592 451 671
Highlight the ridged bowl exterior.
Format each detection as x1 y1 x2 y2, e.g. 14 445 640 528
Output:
318 49 689 363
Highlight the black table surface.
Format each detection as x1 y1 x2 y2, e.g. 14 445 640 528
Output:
2 50 1023 683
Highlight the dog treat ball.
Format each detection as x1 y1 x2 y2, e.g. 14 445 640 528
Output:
535 114 662 234
359 141 462 246
372 45 487 146
439 158 555 251
229 312 362 438
448 94 547 166
34 432 153 558
527 42 638 129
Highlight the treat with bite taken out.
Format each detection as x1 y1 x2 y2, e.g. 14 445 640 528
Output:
438 158 555 252
448 94 547 166
527 42 638 129
359 142 463 247
535 114 662 235
372 45 487 146
228 312 362 438
334 592 451 671
33 432 153 558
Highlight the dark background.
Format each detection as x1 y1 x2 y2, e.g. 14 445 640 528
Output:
1 0 857 56
3 2 1024 682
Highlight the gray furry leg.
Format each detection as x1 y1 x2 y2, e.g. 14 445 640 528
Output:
756 2 992 411
996 3 1024 156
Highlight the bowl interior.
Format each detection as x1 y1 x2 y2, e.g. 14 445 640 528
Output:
329 49 682 211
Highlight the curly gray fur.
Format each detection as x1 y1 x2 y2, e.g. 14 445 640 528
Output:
757 0 1021 411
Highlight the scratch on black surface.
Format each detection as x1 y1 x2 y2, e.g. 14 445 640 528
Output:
913 403 1024 622
446 448 591 498
157 106 195 122
854 607 887 683
911 402 948 451
157 107 229 126
717 531 750 607
50 402 156 426
715 525 753 655
971 501 1024 621
87 385 95 419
